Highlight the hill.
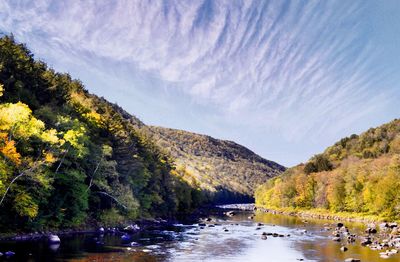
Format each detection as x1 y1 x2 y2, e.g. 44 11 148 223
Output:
0 35 204 232
149 126 285 203
0 35 284 232
255 119 400 220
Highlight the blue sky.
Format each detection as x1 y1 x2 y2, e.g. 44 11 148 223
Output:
1 0 399 166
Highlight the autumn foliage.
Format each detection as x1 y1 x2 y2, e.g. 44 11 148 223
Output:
256 119 400 220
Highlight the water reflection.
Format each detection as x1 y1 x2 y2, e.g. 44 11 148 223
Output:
0 211 399 261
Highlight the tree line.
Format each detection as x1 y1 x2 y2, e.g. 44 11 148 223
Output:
0 35 204 232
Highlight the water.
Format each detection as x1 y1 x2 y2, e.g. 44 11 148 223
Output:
0 211 399 261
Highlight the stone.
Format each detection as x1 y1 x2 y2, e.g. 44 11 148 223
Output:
261 235 267 240
332 237 341 242
337 223 344 228
121 235 131 241
226 211 235 217
360 238 372 246
365 228 377 234
205 217 212 222
124 224 140 232
344 258 360 262
340 246 348 252
48 235 61 243
5 251 15 257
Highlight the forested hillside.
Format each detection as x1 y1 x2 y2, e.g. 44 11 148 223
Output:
0 35 204 232
255 119 400 220
150 126 285 203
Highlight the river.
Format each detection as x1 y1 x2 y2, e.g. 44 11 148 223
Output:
0 209 399 261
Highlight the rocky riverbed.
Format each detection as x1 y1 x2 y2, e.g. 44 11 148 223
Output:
1 207 399 261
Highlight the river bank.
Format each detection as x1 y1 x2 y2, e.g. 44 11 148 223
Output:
218 203 399 224
0 218 182 242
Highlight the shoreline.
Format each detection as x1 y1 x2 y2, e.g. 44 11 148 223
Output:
217 203 399 224
0 218 182 242
255 206 399 224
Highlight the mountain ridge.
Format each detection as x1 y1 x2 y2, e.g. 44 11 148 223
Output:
149 125 285 203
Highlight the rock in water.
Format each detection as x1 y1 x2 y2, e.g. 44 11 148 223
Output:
332 237 341 242
48 235 61 243
121 234 131 241
124 224 140 232
226 211 235 217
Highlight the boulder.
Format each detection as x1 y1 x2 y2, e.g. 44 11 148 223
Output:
340 246 348 252
124 224 140 232
48 235 61 243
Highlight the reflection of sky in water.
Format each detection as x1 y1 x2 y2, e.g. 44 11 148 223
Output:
3 211 400 261
164 219 309 262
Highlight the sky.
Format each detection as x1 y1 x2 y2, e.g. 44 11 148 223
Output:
0 0 399 167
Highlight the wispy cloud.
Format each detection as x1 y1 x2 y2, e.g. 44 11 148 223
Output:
0 0 398 165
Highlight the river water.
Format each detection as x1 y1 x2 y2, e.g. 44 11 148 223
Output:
0 210 399 261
